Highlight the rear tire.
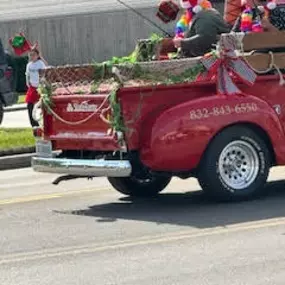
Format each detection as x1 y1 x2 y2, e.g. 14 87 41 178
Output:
0 101 3 125
108 174 171 198
198 126 271 202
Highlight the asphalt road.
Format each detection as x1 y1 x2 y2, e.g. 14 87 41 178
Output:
1 167 285 284
2 110 30 128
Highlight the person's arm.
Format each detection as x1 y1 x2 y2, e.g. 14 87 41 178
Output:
40 56 48 67
37 60 47 81
179 17 217 56
41 56 48 69
180 34 210 52
38 49 48 67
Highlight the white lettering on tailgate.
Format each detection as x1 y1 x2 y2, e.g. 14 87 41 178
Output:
67 101 98 113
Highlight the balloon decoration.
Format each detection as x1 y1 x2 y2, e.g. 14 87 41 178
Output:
156 0 180 23
240 7 255 32
9 33 36 56
175 8 193 38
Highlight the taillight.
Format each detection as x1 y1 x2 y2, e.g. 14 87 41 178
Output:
43 112 53 137
33 127 43 138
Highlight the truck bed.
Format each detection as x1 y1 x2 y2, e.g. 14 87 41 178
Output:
43 80 217 151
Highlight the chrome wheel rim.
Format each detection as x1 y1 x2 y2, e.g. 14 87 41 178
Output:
218 140 260 190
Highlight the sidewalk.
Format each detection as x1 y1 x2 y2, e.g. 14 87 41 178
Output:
2 108 30 128
4 103 27 112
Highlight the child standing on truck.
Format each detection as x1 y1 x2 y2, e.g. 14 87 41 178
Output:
25 48 47 127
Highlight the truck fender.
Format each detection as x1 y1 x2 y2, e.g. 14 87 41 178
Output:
140 94 285 171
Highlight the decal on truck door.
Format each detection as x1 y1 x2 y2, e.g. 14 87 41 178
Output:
189 103 258 120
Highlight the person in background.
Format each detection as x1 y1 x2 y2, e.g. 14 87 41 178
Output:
173 1 231 57
25 48 47 128
268 0 285 30
231 0 278 32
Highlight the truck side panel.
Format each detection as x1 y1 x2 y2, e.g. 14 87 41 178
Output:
118 82 217 149
139 95 285 171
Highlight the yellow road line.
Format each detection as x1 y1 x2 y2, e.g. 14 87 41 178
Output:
1 217 285 265
0 187 111 205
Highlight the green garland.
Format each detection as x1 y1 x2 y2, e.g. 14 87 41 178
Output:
164 63 205 84
108 86 127 132
38 80 53 112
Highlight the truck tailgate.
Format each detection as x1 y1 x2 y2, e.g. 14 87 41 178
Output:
44 94 119 150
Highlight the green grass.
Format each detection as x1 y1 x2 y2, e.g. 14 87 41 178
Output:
17 94 25 104
0 128 35 150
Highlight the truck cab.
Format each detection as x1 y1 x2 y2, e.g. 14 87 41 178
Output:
32 31 285 202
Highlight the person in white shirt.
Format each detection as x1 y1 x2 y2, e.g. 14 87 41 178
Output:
25 48 47 127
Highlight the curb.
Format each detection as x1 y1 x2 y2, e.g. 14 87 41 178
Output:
4 104 27 113
0 146 35 157
0 151 60 171
0 153 34 171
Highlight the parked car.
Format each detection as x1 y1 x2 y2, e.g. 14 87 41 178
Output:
0 39 18 125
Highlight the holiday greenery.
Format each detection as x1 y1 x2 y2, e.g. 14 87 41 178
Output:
109 86 127 132
38 79 54 113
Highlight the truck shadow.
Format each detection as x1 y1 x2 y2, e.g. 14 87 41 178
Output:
58 180 285 229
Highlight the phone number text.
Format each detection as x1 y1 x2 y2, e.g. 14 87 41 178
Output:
190 103 258 120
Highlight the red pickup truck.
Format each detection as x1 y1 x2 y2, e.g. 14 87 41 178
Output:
32 33 285 202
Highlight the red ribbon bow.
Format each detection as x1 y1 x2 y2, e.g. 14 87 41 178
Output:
197 35 257 95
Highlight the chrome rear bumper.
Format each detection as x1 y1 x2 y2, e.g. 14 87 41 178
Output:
32 157 132 177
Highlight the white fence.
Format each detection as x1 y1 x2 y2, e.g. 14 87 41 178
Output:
0 3 223 65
